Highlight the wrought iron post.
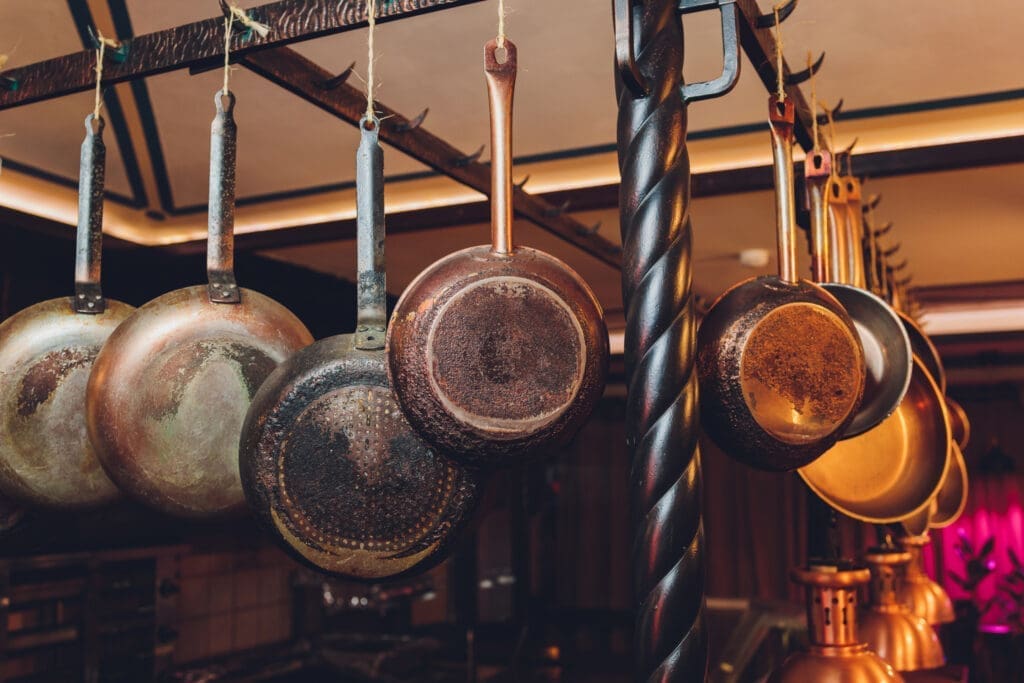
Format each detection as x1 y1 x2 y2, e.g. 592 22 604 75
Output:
616 1 704 678
614 1 738 680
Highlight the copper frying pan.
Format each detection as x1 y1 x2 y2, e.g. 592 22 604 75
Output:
240 120 479 580
386 40 608 467
86 92 313 518
696 97 865 471
0 116 130 509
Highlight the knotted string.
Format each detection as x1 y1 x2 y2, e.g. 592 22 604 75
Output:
808 52 820 152
221 3 270 95
91 32 120 120
366 0 376 121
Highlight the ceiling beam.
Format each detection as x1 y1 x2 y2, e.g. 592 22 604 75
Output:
0 0 486 111
240 47 623 268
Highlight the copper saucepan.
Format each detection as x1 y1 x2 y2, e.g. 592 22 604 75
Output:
386 39 608 467
696 97 865 471
805 152 912 437
87 92 313 518
240 119 479 580
0 116 131 509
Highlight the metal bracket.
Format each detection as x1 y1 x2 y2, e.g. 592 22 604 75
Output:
680 0 740 102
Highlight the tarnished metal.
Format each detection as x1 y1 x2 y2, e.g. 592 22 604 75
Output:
207 92 240 304
85 93 312 519
769 563 905 683
0 116 132 509
696 97 865 471
75 115 106 314
859 547 945 672
806 152 912 438
240 120 478 580
386 40 608 467
900 535 955 625
799 357 950 523
0 0 488 111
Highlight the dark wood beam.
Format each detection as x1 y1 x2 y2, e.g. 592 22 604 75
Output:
0 0 485 111
240 47 622 268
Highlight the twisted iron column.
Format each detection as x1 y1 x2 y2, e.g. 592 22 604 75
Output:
615 2 706 680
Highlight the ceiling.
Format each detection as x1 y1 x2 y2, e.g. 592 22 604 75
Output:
0 0 1022 326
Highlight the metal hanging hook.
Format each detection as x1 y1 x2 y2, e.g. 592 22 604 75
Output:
873 221 894 237
319 61 356 90
544 199 572 218
680 0 740 102
452 144 485 167
394 107 429 132
513 175 531 190
786 51 824 86
755 0 798 27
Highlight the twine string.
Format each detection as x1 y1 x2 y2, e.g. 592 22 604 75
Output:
773 4 785 101
808 52 820 152
221 3 271 95
366 0 376 121
497 0 506 48
91 32 121 120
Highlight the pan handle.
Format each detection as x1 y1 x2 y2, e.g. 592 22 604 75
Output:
804 149 833 283
844 178 868 289
355 117 386 351
207 91 241 304
826 178 849 285
74 114 107 314
484 38 517 256
768 96 798 284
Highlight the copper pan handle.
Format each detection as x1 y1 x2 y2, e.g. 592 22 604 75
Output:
207 91 240 304
484 39 517 256
826 179 849 285
804 149 833 283
844 178 867 289
768 96 797 283
355 117 386 351
74 114 106 314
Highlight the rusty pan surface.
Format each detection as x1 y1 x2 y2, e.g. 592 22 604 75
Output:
0 297 133 508
387 245 608 464
799 357 950 523
87 286 311 518
240 334 479 580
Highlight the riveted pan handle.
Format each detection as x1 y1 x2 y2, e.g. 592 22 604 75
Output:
768 96 798 284
207 91 240 304
484 38 517 256
355 117 386 351
74 114 106 314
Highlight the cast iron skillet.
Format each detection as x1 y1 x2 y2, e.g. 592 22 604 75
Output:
696 97 865 471
240 119 479 580
86 92 312 518
0 116 130 508
386 40 608 467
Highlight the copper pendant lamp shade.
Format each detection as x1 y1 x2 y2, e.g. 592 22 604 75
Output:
899 535 955 625
859 548 945 672
769 563 905 683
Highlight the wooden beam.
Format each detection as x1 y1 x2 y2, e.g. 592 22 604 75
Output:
0 0 486 111
240 47 623 268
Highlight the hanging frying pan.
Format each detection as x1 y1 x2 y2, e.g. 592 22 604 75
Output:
86 92 313 518
240 119 479 580
929 442 968 529
0 116 130 509
804 152 911 437
696 96 865 471
386 40 608 467
799 355 950 522
946 397 970 450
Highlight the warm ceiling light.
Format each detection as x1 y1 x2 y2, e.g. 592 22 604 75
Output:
918 300 1024 336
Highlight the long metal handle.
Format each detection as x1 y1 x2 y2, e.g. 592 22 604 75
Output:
74 114 106 314
355 117 386 351
804 149 833 283
826 179 849 285
484 38 517 256
844 178 867 289
207 90 240 303
768 96 798 283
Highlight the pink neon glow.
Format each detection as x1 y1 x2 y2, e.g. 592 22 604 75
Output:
933 474 1024 626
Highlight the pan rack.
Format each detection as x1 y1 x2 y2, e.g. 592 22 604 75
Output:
0 1 916 682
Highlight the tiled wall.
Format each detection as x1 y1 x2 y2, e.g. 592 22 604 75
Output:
172 544 296 663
